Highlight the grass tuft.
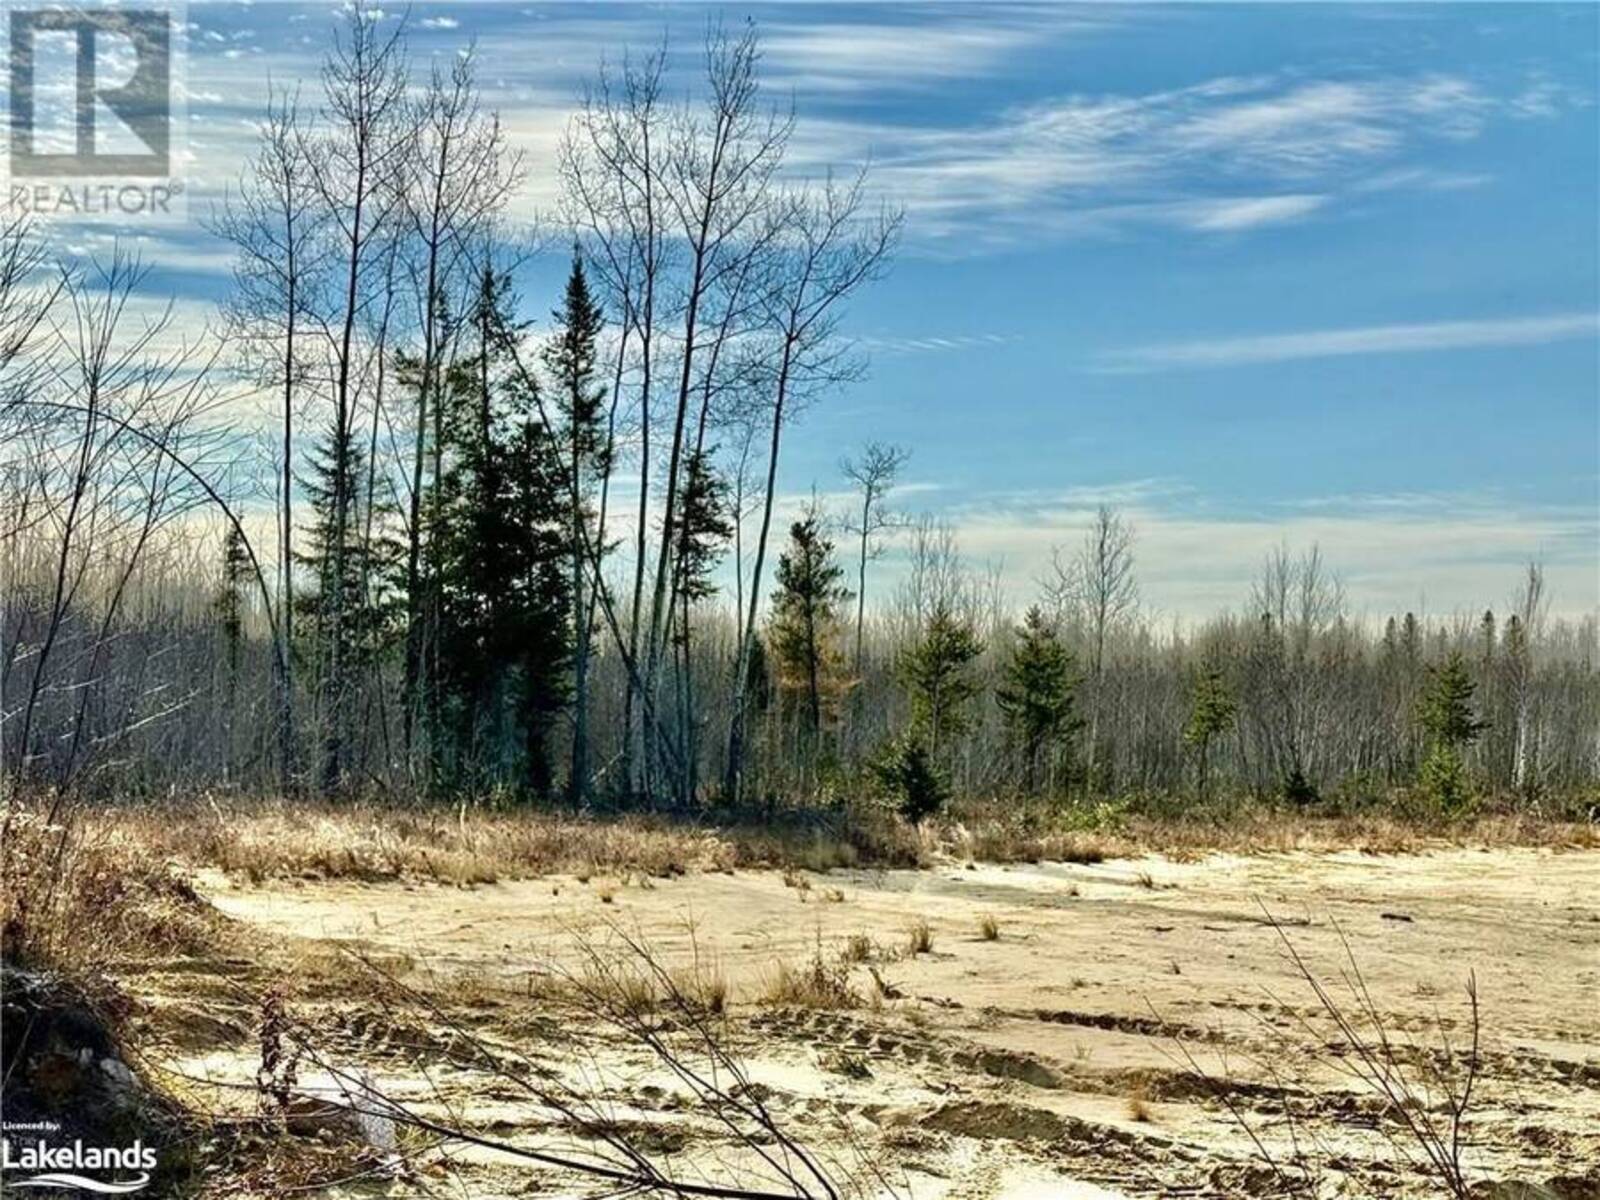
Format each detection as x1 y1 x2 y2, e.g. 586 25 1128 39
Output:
906 918 933 956
761 949 860 1009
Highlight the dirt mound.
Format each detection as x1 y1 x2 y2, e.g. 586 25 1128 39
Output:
922 1100 1077 1143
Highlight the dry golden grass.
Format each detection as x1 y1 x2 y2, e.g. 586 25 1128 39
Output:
1 803 226 977
760 949 860 1009
842 933 874 964
977 913 1000 941
669 959 731 1016
906 918 933 956
54 796 1600 895
590 963 657 1018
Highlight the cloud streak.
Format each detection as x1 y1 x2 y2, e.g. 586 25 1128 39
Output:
1098 312 1600 372
787 61 1580 246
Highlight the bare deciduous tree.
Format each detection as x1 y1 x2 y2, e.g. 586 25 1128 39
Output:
305 0 410 793
840 441 910 678
724 175 899 804
212 85 325 790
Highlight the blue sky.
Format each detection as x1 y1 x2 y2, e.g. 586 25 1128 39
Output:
24 2 1600 621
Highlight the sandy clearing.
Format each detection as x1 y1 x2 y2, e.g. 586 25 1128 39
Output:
167 847 1600 1197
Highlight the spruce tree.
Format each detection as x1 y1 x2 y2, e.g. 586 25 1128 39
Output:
296 417 401 791
431 266 571 797
1415 649 1486 812
1418 650 1486 747
215 523 253 776
1183 662 1237 800
996 606 1082 794
899 602 983 759
669 447 733 799
769 513 851 738
542 251 607 806
215 523 252 681
873 735 949 823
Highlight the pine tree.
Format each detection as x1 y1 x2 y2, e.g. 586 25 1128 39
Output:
996 606 1082 794
1183 662 1236 800
669 447 733 799
873 734 949 823
899 602 983 759
296 416 402 792
1415 649 1486 812
1418 650 1486 748
431 266 571 797
672 449 734 612
215 523 252 680
543 251 607 806
215 523 253 777
769 513 851 738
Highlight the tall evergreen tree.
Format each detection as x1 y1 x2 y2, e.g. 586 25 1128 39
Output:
769 513 851 739
1184 661 1237 800
215 523 252 682
1417 650 1487 747
542 251 608 806
996 606 1082 794
1415 649 1486 811
431 266 570 797
900 602 983 759
296 416 402 792
669 447 733 799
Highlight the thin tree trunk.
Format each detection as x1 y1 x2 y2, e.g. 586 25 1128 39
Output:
725 338 795 805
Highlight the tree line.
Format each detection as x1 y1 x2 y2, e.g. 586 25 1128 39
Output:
1 9 1593 817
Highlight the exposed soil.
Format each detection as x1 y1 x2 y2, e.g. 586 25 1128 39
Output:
124 847 1600 1198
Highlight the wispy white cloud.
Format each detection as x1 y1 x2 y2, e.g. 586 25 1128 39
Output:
1165 193 1328 231
1097 312 1600 372
859 332 1021 355
1166 75 1490 175
1507 73 1594 120
761 10 1126 95
903 484 1598 622
762 18 1075 94
787 67 1567 246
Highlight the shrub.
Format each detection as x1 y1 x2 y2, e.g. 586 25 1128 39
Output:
872 736 949 824
1282 765 1319 807
761 950 859 1009
1419 744 1474 815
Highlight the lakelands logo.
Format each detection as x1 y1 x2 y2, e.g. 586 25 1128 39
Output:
4 3 186 218
1 1136 157 1193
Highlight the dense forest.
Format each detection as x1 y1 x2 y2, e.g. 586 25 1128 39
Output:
2 11 1595 820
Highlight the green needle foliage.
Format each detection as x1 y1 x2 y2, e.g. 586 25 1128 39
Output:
1184 662 1237 800
899 602 984 759
769 513 852 738
997 606 1083 795
873 734 949 823
1416 650 1487 813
